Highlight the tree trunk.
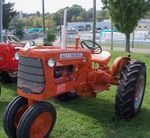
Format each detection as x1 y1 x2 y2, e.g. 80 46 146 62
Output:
132 31 135 48
125 33 130 53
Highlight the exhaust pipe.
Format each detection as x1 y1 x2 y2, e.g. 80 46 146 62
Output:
61 7 68 49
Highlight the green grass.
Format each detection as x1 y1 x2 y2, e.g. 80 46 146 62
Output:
0 51 150 138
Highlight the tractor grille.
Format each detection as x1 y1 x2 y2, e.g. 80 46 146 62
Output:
18 56 45 94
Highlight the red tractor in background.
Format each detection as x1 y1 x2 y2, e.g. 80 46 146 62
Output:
0 34 34 83
3 9 147 138
0 41 21 83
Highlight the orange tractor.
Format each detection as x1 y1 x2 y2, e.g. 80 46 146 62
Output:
3 9 146 138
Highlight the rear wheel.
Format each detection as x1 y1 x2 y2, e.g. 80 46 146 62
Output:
3 96 28 138
17 101 56 138
115 61 146 119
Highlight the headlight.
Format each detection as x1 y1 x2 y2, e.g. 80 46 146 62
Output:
15 52 19 60
47 58 56 68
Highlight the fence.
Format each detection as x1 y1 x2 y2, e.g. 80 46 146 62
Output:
67 31 150 48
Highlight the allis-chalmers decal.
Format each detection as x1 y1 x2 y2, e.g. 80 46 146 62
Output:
60 52 83 59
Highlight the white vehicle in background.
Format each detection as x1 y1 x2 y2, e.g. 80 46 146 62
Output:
67 27 78 34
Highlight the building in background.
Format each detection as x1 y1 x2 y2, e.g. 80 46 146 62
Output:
68 20 111 31
136 19 150 32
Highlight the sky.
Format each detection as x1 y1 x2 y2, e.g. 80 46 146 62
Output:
7 0 103 13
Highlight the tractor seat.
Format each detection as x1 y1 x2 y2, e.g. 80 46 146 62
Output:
91 51 111 66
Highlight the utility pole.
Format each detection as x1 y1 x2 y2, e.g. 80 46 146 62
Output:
93 0 96 47
60 13 63 43
26 14 29 31
0 0 3 42
42 0 46 44
110 22 113 51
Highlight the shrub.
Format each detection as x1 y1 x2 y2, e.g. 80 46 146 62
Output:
44 29 56 46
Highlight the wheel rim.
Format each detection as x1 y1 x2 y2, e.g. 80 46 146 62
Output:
134 75 145 109
14 104 28 127
30 112 52 138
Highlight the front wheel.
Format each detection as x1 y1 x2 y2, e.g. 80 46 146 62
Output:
17 101 56 138
3 96 28 138
0 71 17 83
115 61 146 119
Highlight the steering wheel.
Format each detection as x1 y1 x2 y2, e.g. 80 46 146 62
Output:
81 40 102 54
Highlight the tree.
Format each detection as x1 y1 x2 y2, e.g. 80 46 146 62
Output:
80 10 88 21
36 11 41 17
76 16 83 22
102 0 150 52
45 15 56 28
67 4 84 22
32 16 42 28
52 9 63 25
44 29 56 46
143 11 150 19
11 18 25 39
86 8 93 22
96 9 109 21
3 2 16 30
52 4 86 24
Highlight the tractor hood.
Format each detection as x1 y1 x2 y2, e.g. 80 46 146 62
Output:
19 46 91 61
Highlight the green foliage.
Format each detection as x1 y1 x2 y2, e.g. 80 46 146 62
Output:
52 9 63 25
15 5 109 29
52 5 109 25
3 2 16 29
102 0 150 52
45 15 56 28
36 11 41 17
32 16 42 28
144 11 150 19
11 18 25 40
67 4 84 22
45 29 56 46
97 9 109 21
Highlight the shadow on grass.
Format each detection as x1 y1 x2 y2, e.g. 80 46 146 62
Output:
53 97 150 138
1 83 17 91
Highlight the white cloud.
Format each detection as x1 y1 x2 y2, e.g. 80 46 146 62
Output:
7 0 102 13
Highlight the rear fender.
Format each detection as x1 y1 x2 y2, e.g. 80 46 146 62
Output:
111 57 130 77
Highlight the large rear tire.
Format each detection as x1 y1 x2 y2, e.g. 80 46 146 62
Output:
115 61 146 119
3 96 28 138
17 101 56 138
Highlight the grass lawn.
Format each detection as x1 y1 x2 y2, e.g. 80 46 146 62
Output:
0 51 150 138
